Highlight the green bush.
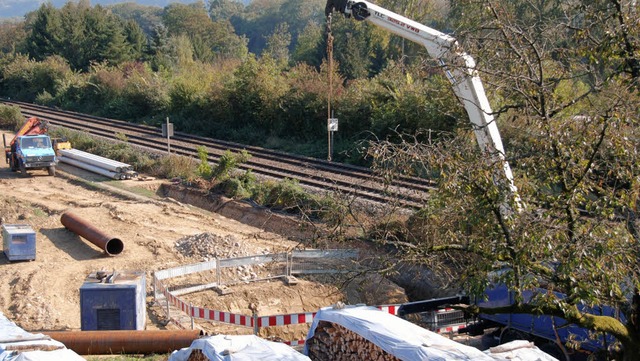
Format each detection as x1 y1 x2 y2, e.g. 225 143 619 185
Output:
150 154 196 179
196 145 212 179
214 178 251 199
0 104 24 131
212 149 251 181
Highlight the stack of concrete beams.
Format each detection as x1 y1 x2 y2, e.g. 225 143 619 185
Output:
58 149 137 180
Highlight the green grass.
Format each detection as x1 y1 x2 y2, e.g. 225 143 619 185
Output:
104 181 159 198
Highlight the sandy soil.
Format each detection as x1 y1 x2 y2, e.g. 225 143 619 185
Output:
0 130 407 338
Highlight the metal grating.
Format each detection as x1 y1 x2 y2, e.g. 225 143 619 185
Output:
97 309 121 330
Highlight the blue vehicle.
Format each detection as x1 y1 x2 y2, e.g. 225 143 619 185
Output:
4 117 58 176
397 286 624 360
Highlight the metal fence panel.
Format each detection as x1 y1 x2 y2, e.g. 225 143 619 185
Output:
216 253 288 286
155 260 217 280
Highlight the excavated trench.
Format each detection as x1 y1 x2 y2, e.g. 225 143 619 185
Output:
157 183 451 302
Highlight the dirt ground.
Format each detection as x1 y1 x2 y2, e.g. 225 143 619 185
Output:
0 130 407 339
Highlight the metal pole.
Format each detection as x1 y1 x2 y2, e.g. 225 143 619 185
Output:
166 117 171 153
327 119 332 161
216 257 221 286
190 303 194 330
253 310 258 335
330 128 334 161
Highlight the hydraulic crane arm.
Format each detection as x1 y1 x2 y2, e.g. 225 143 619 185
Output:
326 0 521 212
9 117 49 146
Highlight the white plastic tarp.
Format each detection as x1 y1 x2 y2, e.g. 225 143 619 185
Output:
0 312 85 361
169 335 311 361
304 305 495 361
0 350 86 361
303 305 557 361
485 340 558 361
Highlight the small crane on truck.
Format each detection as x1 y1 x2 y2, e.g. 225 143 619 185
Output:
3 116 58 176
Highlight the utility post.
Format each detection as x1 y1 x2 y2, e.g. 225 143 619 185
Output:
162 117 174 153
327 115 338 161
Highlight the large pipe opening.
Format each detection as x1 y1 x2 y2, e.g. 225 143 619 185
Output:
60 211 124 256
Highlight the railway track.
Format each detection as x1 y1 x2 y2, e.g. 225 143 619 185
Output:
1 99 434 208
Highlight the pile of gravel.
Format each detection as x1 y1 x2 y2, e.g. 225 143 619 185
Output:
174 233 278 282
174 233 251 260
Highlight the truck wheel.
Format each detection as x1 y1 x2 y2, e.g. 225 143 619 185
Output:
48 166 56 176
19 163 27 176
499 327 531 344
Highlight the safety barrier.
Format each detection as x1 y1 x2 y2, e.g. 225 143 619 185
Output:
153 249 404 342
156 279 402 344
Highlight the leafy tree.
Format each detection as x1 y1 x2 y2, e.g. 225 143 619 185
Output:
208 0 244 21
231 0 324 56
24 1 137 71
327 15 389 79
0 20 28 55
364 0 640 358
108 2 163 39
291 22 323 66
123 19 147 60
24 3 62 61
148 24 172 71
162 1 247 62
262 22 292 67
0 54 72 102
227 55 289 139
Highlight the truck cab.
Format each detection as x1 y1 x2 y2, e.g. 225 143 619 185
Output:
8 134 58 176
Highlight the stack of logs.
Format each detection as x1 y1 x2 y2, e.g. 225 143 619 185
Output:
307 321 401 361
186 349 208 361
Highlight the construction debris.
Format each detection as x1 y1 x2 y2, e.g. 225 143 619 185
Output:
174 233 264 260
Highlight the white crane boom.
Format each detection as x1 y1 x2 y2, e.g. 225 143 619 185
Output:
326 0 522 212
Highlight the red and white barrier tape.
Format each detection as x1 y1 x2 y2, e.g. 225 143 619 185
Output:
157 277 405 332
257 312 317 327
191 306 253 327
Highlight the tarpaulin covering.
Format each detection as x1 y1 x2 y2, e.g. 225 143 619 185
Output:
0 312 85 361
0 350 86 361
485 340 558 361
169 335 311 361
303 305 557 361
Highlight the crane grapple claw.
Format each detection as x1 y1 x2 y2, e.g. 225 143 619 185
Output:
325 0 349 16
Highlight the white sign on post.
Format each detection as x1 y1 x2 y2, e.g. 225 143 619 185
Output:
328 118 338 132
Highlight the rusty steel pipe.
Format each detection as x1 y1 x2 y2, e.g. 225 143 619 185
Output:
60 211 124 255
42 330 204 355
